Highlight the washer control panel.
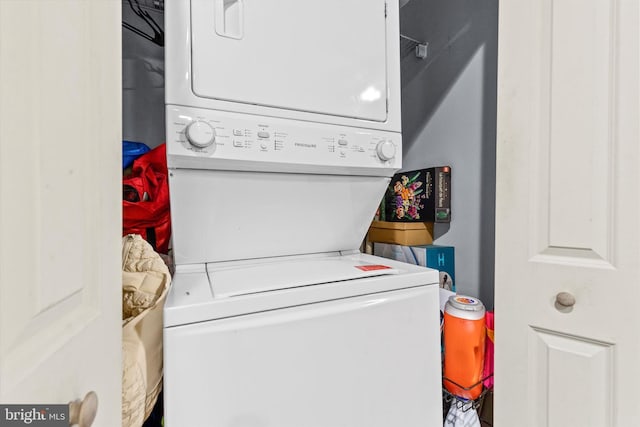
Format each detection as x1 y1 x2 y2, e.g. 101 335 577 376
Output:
166 106 401 172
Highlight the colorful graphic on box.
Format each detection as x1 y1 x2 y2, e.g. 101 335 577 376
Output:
381 166 451 223
390 172 425 220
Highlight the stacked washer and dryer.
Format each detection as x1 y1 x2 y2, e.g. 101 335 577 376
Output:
163 0 443 425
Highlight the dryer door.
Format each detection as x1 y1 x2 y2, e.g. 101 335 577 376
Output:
190 0 389 122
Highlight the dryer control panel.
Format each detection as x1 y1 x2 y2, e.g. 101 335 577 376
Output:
166 105 401 176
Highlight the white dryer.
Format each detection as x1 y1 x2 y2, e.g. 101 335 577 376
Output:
166 0 401 132
163 1 443 425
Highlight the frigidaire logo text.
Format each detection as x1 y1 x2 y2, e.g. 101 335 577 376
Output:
294 142 316 148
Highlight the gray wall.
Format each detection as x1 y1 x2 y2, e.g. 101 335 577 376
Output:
400 0 497 308
122 1 165 149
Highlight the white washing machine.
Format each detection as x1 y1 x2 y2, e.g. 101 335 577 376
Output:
164 252 441 426
163 1 443 425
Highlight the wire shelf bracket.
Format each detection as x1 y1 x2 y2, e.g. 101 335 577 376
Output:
400 34 428 59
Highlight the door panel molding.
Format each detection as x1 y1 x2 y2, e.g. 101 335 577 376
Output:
531 0 618 266
529 326 614 427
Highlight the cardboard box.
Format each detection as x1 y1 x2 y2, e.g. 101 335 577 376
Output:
380 166 451 223
373 243 455 291
367 221 434 246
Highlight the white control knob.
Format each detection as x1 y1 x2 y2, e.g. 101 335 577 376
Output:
376 140 396 161
185 121 216 149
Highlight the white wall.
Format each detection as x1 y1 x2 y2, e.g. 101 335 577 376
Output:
400 0 497 308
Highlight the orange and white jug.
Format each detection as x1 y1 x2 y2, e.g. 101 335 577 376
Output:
443 295 486 400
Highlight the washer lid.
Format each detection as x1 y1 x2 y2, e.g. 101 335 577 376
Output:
164 253 440 328
208 257 399 298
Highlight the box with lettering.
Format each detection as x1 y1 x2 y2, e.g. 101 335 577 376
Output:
374 243 455 291
380 166 451 223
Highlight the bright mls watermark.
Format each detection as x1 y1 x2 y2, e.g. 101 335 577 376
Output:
0 405 67 426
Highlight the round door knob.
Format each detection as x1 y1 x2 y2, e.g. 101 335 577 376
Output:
555 292 576 308
376 140 396 161
185 120 216 149
68 391 98 427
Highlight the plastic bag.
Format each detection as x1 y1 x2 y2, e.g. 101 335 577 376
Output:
122 144 171 253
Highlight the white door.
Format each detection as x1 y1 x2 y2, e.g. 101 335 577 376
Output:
495 0 639 426
189 0 389 121
0 1 121 426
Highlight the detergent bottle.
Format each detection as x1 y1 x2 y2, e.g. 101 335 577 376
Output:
443 295 486 399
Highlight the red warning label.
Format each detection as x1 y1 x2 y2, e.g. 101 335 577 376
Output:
355 264 392 271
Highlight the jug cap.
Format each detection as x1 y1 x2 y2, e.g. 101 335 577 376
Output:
447 295 485 312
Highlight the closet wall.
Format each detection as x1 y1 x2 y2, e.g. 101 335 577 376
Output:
399 0 498 308
122 0 165 149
